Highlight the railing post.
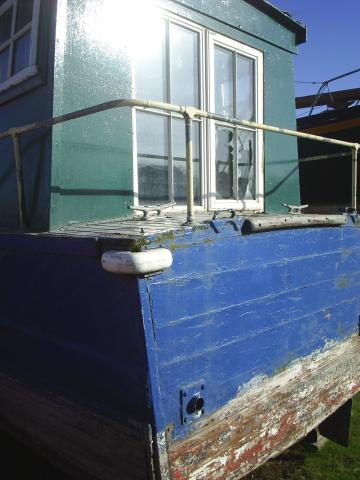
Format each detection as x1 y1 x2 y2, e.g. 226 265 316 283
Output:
0 98 359 229
12 133 27 230
352 146 358 211
184 109 195 224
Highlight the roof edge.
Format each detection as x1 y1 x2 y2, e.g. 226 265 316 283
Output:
243 0 307 45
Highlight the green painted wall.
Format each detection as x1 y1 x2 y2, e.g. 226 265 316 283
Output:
51 0 301 229
165 0 297 53
0 0 56 232
51 0 133 229
263 50 300 212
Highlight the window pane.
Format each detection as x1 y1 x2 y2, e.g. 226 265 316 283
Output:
214 46 233 117
12 31 30 74
135 19 166 102
137 112 169 204
172 118 201 205
0 8 12 44
236 54 255 121
237 129 255 200
16 0 34 32
170 23 199 107
0 46 9 81
215 125 235 199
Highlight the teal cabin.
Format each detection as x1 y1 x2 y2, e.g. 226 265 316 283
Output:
1 2 360 480
0 0 306 231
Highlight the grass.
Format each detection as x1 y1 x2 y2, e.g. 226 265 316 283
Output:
245 393 360 480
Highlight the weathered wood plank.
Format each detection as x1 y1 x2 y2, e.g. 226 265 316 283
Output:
155 226 345 281
0 374 150 480
166 337 360 480
157 297 359 366
141 220 360 460
150 263 360 326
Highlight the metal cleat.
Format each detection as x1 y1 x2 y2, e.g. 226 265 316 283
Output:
128 203 176 220
283 203 309 214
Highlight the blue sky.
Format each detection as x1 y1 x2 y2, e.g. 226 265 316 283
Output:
270 1 360 100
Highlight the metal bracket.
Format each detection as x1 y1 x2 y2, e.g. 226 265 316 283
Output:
128 203 175 220
182 106 199 120
283 203 309 214
180 384 206 425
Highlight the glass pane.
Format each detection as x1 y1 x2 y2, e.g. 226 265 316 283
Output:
215 125 235 199
137 112 169 204
214 46 233 117
172 118 201 205
16 0 34 32
0 8 12 44
237 129 255 200
12 31 30 74
169 23 199 107
135 19 166 102
0 46 9 81
236 54 255 121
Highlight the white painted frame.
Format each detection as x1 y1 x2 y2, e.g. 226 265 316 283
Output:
207 31 264 212
132 10 207 210
131 10 264 213
0 0 41 93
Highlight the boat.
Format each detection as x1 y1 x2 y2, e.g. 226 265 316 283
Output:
297 87 360 213
0 1 359 479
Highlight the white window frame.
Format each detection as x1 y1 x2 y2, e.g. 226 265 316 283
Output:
132 12 264 213
132 11 206 210
0 0 41 93
208 32 264 211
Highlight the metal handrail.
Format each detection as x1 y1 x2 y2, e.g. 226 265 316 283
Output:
0 97 359 229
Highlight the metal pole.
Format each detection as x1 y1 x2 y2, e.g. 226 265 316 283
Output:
299 152 350 163
352 147 358 211
0 98 359 151
198 110 360 150
184 113 194 224
0 97 359 227
12 134 27 230
309 68 360 116
0 99 185 141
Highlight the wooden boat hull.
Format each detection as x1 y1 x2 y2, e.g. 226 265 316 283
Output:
166 337 360 479
0 214 359 478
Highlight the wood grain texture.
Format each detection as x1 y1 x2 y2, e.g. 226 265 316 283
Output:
167 337 360 480
0 374 151 480
142 220 360 441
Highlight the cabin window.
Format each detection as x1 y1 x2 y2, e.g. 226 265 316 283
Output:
0 0 40 93
135 17 202 206
209 33 263 209
134 16 263 211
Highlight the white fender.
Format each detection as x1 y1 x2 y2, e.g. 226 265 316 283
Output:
101 248 173 275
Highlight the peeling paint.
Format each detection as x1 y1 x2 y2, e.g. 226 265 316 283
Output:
165 336 360 479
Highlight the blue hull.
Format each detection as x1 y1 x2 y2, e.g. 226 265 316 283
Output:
0 214 359 478
141 216 360 439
